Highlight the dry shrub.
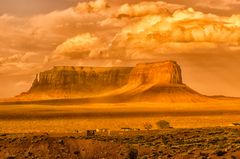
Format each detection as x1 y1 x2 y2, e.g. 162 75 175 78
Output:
156 120 171 129
143 122 152 130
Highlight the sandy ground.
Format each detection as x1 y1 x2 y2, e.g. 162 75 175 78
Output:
0 101 240 133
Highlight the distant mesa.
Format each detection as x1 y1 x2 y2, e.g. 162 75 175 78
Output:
16 61 209 103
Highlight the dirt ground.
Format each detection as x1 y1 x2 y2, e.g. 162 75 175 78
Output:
1 127 240 159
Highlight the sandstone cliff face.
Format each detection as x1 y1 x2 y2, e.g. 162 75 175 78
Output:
127 61 182 86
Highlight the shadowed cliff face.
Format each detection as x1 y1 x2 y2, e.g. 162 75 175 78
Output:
17 61 208 102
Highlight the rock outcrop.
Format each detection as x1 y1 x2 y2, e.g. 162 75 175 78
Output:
18 61 208 102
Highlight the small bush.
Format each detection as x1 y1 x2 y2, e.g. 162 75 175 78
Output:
143 122 152 130
156 120 171 129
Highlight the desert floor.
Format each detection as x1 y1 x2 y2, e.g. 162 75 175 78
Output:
1 127 240 159
0 100 240 133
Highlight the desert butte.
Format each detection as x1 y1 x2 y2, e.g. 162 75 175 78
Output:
0 60 240 133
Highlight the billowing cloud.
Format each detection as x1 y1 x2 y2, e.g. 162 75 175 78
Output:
115 1 185 18
102 8 240 60
54 33 102 59
0 0 113 58
75 0 109 13
49 2 240 61
1 1 239 62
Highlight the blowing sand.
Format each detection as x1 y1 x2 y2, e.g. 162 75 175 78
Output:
0 101 240 133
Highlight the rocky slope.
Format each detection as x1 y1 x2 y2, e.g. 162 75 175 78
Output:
17 61 208 102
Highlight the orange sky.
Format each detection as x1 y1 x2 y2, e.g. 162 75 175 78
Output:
0 0 240 98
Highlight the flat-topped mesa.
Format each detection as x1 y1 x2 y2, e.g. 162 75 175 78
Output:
128 61 183 86
17 61 207 102
28 66 133 96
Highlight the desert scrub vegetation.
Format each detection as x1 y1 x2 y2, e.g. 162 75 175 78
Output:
156 120 171 129
143 122 152 130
